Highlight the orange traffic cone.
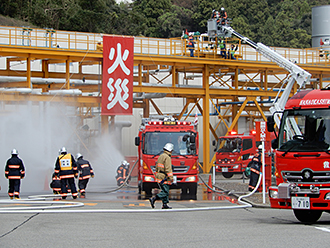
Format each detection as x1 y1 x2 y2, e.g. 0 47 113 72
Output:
207 175 212 193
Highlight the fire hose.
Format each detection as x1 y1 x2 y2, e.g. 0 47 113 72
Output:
0 162 263 212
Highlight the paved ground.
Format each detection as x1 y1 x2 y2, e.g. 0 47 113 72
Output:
0 173 269 214
2 174 330 247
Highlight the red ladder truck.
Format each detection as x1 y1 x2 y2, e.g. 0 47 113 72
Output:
135 116 199 198
213 130 259 178
218 26 330 223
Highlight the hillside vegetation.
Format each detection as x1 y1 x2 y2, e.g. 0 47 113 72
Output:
0 0 329 48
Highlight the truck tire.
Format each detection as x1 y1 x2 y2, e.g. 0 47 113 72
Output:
293 210 323 223
222 172 234 178
181 186 188 195
138 182 142 194
143 184 152 197
188 183 197 196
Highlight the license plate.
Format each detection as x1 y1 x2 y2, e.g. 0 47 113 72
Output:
222 167 228 172
291 197 310 209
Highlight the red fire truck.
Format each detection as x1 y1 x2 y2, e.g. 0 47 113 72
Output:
135 116 199 198
213 131 259 178
268 89 330 223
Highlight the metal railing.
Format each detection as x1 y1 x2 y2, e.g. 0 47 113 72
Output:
0 25 328 66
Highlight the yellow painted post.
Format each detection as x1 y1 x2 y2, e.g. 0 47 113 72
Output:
203 64 210 173
66 59 70 89
138 64 142 86
27 57 31 88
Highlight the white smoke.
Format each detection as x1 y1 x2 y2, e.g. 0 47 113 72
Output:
0 101 124 195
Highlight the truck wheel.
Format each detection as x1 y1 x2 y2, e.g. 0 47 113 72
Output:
188 183 197 196
143 184 152 197
222 172 234 178
181 186 188 195
138 182 142 194
293 210 323 223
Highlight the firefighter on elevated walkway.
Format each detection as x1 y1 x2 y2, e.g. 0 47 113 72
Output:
76 153 94 198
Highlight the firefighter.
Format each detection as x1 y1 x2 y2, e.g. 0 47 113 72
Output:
50 171 61 195
76 153 94 198
54 147 78 199
149 143 175 209
187 35 195 57
116 160 130 186
228 44 238 60
5 149 25 199
219 39 227 59
96 40 103 51
219 7 227 25
248 145 262 192
211 9 220 25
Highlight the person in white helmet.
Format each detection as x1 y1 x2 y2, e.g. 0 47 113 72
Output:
149 143 175 209
5 149 25 199
219 7 227 25
54 147 78 199
116 160 130 186
76 153 94 198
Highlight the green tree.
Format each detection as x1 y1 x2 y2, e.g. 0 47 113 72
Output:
133 0 172 37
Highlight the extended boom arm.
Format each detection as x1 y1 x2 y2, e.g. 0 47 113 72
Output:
223 26 311 132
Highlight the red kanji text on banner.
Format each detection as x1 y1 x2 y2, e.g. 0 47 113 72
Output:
102 36 134 115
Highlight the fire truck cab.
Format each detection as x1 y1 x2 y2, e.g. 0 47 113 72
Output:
268 89 330 223
135 116 199 198
213 131 259 178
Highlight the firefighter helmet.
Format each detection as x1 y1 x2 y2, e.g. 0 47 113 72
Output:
122 160 129 168
163 143 174 152
258 145 263 150
76 153 83 160
60 147 67 154
11 149 18 155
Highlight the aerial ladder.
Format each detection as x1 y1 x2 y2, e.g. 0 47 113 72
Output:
219 25 311 136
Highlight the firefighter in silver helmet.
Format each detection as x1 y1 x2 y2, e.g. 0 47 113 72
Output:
5 149 25 199
54 147 78 199
76 153 94 198
116 160 130 186
149 143 175 209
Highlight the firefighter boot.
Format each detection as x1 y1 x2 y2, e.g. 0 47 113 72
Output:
80 192 86 198
15 195 20 200
149 196 158 209
162 203 172 209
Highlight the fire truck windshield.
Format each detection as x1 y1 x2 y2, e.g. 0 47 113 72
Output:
278 109 330 152
143 132 196 155
217 138 242 153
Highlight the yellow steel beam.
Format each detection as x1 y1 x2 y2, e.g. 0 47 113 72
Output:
149 99 163 115
202 64 211 173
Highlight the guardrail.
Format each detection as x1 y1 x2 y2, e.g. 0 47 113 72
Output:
0 25 328 66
